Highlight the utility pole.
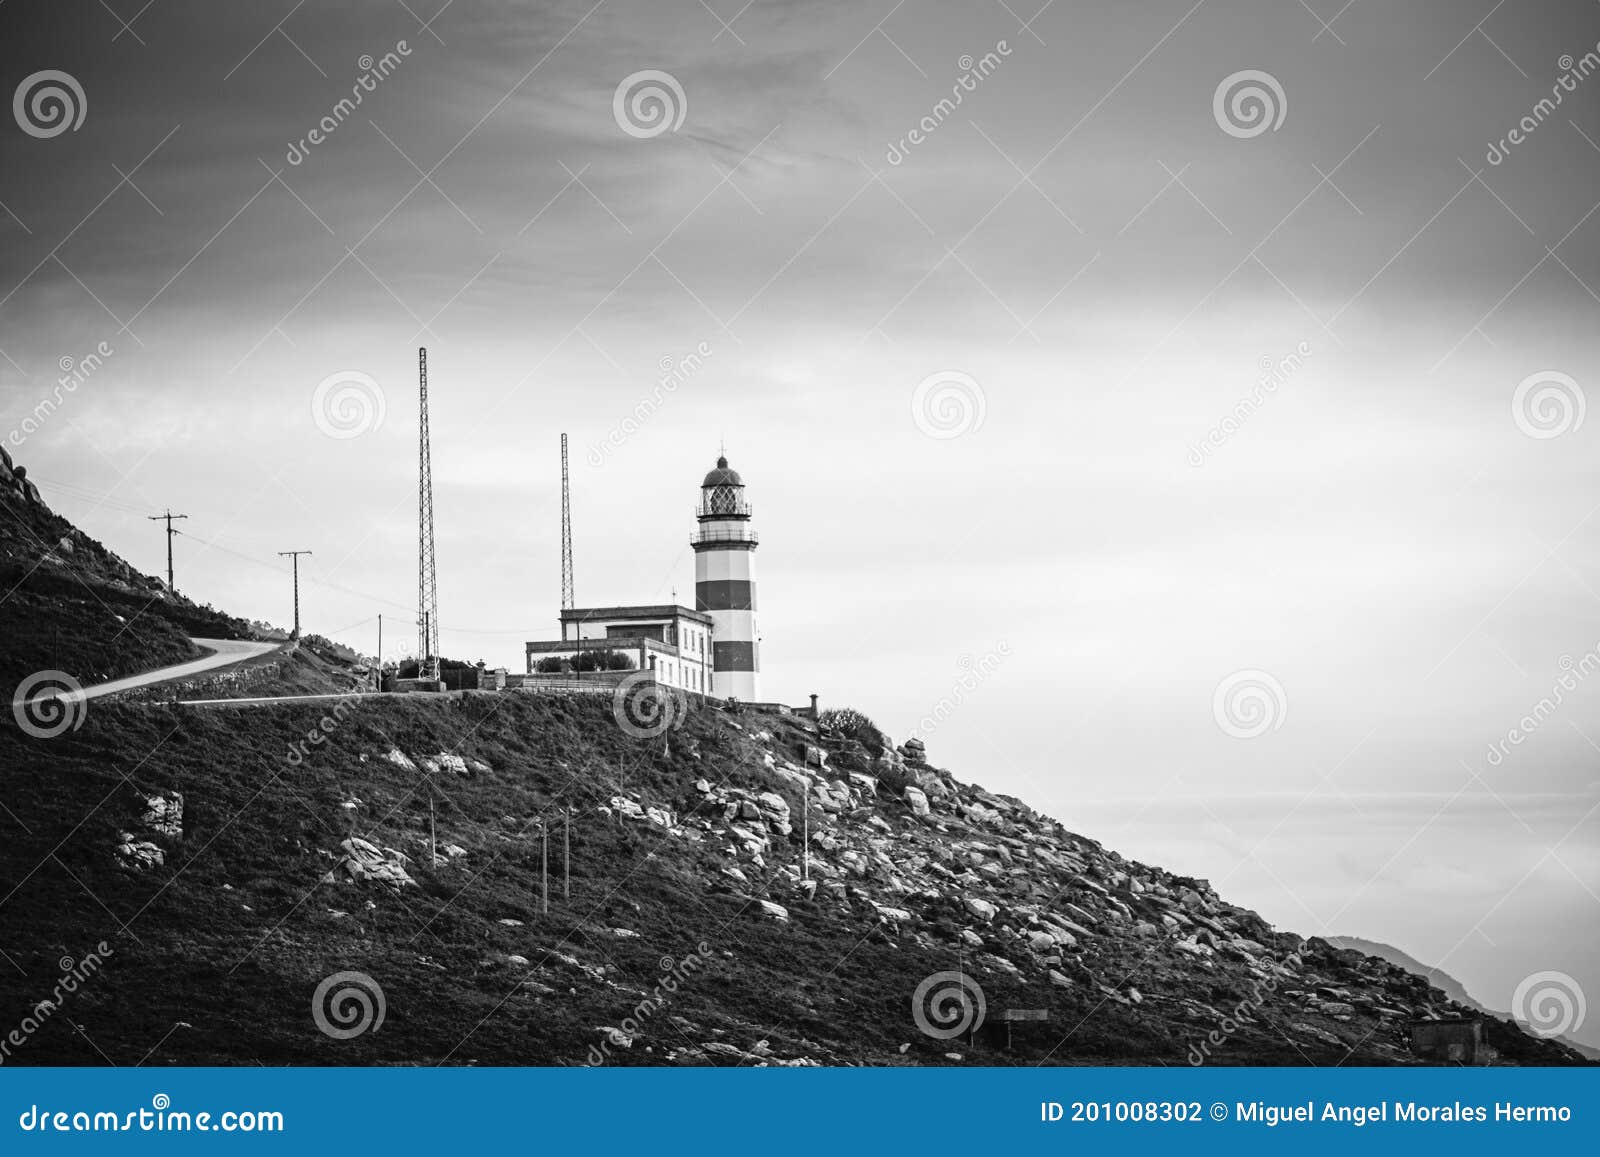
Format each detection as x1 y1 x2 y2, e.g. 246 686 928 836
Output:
146 509 188 593
277 550 312 640
541 821 550 915
803 746 812 883
563 806 570 900
376 613 382 691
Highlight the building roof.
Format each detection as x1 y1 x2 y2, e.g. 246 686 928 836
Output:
559 604 712 624
702 455 743 488
526 635 684 654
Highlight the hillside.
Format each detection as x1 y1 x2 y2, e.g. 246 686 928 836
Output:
0 687 1586 1067
0 450 252 692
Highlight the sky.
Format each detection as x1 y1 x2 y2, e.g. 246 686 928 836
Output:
3 0 1599 1046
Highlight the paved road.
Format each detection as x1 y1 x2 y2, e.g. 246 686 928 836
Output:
81 638 282 701
178 690 386 708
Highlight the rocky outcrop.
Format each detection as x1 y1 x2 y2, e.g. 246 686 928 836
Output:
114 790 183 871
328 837 416 887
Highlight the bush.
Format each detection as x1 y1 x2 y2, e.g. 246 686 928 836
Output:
576 649 634 672
534 650 636 673
818 707 885 757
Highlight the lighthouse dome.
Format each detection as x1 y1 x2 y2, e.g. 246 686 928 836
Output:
702 456 743 487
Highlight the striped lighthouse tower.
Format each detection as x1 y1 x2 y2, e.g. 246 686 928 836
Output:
693 453 760 700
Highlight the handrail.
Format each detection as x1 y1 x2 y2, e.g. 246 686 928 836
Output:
691 527 759 545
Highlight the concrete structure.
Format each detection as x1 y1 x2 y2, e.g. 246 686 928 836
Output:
693 455 760 700
525 604 714 693
1409 1018 1491 1065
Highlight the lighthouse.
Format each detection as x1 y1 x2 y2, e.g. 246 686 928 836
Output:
693 454 760 700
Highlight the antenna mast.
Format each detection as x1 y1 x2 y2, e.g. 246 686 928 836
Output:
417 347 440 682
560 432 574 615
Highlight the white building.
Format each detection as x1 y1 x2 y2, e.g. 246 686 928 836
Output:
525 604 714 693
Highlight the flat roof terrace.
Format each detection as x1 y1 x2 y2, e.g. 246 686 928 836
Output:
558 604 712 625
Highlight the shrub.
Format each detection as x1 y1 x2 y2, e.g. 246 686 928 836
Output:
818 707 885 757
539 649 640 673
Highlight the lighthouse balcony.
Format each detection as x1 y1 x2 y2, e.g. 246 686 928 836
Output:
691 526 759 549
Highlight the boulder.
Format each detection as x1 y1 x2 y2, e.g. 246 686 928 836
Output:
903 786 930 816
757 900 789 922
963 897 999 922
115 835 164 871
422 753 469 776
142 791 183 839
609 795 646 820
384 749 419 773
333 837 416 887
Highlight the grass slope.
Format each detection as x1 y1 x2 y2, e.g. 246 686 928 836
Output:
0 487 252 694
0 693 1584 1067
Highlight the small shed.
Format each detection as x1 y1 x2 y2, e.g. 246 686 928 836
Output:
1409 1017 1488 1064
